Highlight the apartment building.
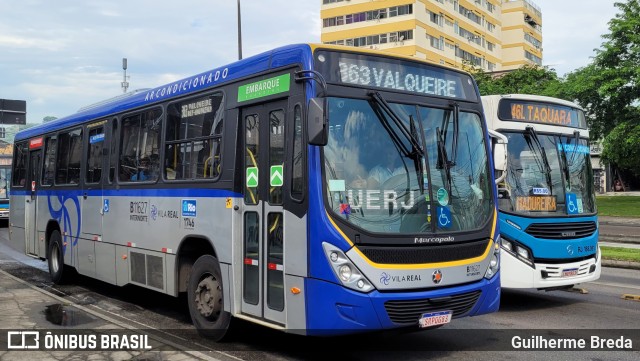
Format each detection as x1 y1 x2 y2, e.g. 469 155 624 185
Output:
320 0 543 72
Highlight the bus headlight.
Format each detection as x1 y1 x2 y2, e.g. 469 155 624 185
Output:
500 235 534 267
323 242 374 293
484 236 500 279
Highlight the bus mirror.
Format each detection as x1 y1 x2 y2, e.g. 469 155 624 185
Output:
307 98 328 146
488 130 508 185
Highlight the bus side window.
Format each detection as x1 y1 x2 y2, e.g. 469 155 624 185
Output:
55 128 83 185
119 109 162 183
164 92 224 181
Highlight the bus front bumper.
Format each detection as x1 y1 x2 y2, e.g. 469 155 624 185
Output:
500 247 601 289
304 273 500 335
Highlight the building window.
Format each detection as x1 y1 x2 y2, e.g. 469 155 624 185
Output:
487 41 495 51
525 50 542 65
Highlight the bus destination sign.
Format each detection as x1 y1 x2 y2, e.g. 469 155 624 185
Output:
315 50 477 101
498 99 587 129
515 196 557 212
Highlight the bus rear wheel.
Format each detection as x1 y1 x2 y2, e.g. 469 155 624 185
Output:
187 255 231 341
48 230 71 284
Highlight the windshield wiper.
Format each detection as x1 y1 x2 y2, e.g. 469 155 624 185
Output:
368 91 426 193
436 103 460 196
559 130 581 191
525 126 553 194
436 126 452 196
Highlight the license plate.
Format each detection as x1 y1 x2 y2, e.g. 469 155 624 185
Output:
419 310 452 328
562 268 578 277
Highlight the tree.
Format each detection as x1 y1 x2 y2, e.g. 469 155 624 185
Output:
466 62 565 98
563 0 640 175
43 116 58 123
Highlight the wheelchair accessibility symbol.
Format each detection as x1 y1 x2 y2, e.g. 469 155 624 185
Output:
565 193 579 215
437 206 452 229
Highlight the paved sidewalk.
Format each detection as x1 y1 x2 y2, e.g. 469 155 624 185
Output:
0 267 217 360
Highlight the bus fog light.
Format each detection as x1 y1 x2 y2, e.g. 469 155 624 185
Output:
490 257 498 269
357 279 365 289
339 265 352 282
330 252 339 262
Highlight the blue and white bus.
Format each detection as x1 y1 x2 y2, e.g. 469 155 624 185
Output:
10 44 500 340
0 154 11 221
482 94 600 290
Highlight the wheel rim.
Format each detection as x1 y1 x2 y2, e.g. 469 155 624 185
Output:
194 274 222 320
51 244 60 273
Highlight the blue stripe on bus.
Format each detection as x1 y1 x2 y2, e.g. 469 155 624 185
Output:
10 188 241 198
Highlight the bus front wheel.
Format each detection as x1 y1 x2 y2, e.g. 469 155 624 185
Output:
187 255 231 341
48 230 71 284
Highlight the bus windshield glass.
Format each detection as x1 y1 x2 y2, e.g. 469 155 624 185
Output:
324 97 493 235
0 167 10 200
499 131 596 216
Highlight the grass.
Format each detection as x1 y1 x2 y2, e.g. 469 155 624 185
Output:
600 246 640 263
596 196 640 217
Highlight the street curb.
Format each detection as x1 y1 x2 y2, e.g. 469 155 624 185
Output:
602 259 640 270
599 236 640 244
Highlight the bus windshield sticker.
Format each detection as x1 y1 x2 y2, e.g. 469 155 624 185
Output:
437 206 452 229
515 196 557 212
531 187 549 196
565 193 578 214
238 74 291 102
436 188 449 206
328 179 346 192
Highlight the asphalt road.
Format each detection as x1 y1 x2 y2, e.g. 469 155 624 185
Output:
0 227 638 360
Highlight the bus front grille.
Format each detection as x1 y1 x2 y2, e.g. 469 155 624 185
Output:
384 290 481 325
358 240 489 264
525 222 597 240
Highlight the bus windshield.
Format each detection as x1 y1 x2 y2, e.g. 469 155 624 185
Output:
499 131 596 216
0 167 10 200
324 97 493 235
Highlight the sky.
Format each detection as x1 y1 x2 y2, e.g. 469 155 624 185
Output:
0 0 620 124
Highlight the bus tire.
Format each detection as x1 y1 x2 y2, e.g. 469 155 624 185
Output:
187 255 231 341
47 230 70 284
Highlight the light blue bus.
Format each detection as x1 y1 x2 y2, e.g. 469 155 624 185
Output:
10 44 500 340
482 94 600 290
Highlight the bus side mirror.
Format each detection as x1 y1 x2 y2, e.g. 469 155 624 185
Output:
307 98 328 146
488 129 508 185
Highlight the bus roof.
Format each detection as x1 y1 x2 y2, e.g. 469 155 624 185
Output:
17 43 476 142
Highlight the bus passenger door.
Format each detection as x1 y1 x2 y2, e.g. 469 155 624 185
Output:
81 124 106 238
241 100 287 325
25 150 41 257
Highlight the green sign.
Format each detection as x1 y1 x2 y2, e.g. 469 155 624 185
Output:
238 74 290 102
246 167 259 188
270 165 283 187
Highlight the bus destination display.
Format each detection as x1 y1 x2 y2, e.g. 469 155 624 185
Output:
498 99 587 129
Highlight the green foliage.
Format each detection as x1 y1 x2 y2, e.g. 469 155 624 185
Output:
43 116 58 123
602 122 640 176
471 0 640 177
468 63 565 98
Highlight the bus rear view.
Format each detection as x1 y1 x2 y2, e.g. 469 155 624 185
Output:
482 94 600 290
